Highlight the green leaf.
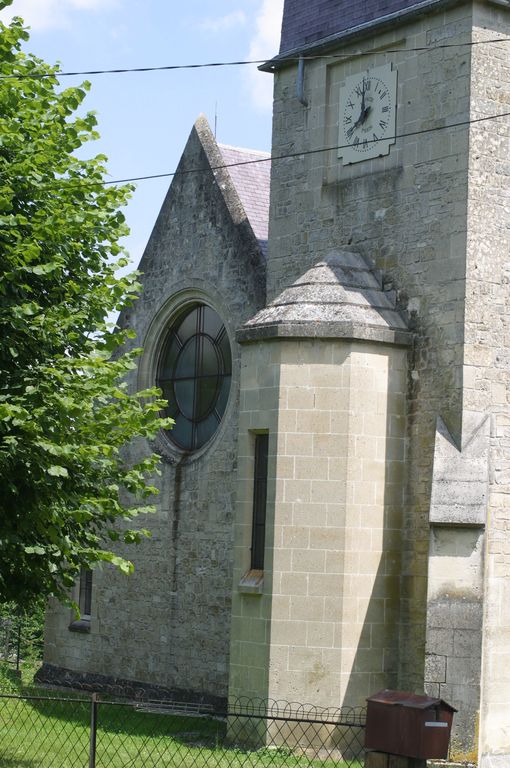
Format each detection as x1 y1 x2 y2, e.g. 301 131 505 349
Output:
46 465 69 477
26 262 59 275
24 546 45 556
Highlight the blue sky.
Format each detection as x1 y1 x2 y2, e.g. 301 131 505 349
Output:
1 0 284 267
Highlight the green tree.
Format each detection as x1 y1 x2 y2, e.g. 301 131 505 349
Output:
0 12 171 606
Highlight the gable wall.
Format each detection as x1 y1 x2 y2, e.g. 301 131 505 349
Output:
43 122 266 701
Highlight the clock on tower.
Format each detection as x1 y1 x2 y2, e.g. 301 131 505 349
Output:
338 63 397 164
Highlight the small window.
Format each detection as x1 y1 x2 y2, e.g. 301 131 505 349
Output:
157 304 232 452
78 568 92 619
69 568 92 632
251 433 269 570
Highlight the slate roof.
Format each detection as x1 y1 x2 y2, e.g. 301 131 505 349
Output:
240 250 410 346
219 144 271 258
279 0 445 55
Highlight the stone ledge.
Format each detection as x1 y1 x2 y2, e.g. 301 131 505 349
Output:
238 569 264 594
68 619 91 634
237 321 412 346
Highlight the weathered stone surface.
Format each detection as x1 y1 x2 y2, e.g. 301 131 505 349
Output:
244 251 410 339
43 116 268 700
267 1 510 761
429 415 489 526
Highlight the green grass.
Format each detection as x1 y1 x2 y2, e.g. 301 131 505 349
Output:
0 695 363 768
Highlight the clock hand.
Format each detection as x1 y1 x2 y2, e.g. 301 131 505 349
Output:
352 77 368 130
353 104 371 131
360 104 371 124
353 113 364 130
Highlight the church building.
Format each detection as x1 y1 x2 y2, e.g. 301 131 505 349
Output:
43 2 510 765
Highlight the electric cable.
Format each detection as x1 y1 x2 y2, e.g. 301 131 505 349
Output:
72 108 510 189
0 36 510 80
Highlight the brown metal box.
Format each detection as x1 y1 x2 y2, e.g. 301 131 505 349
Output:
365 689 457 760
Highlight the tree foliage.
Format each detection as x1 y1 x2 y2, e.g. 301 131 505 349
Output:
0 13 171 606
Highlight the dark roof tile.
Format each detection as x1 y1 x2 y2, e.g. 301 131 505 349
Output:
280 0 437 54
219 145 271 257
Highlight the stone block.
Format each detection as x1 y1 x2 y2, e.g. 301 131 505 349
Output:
286 387 315 410
429 415 490 525
313 433 345 457
427 627 454 656
290 549 326 574
306 621 335 648
270 620 307 646
427 597 483 631
425 653 446 683
285 432 314 457
295 456 329 480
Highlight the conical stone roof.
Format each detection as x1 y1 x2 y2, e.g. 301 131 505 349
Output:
238 250 411 346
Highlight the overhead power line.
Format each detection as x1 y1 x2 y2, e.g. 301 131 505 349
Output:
1 37 510 80
103 109 510 186
21 109 510 190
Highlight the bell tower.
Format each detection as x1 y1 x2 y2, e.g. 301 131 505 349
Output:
229 1 510 765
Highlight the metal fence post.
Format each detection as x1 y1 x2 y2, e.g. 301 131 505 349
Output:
15 622 21 671
89 693 98 768
3 619 11 664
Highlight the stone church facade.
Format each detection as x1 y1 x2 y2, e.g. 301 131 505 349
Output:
43 1 510 765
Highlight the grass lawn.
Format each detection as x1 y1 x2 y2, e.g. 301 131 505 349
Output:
0 695 363 768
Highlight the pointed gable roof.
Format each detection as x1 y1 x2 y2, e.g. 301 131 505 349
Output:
186 116 270 260
137 115 269 297
275 0 452 59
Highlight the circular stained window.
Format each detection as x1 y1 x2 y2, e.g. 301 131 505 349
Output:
157 303 232 452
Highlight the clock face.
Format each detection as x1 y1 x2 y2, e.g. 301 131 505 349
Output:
338 64 397 165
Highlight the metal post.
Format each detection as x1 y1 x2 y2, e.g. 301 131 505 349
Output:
89 693 98 768
3 619 11 664
15 621 21 671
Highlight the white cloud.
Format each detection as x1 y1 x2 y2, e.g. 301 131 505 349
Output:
0 0 118 31
245 0 284 112
200 10 247 33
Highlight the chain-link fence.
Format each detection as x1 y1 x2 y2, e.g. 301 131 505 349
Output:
0 617 24 671
0 604 44 671
0 685 366 768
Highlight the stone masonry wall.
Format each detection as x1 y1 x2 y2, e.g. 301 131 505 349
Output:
44 118 266 700
268 4 474 695
229 338 407 708
467 4 510 764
